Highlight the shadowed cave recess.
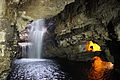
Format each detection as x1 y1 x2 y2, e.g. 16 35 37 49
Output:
0 0 120 80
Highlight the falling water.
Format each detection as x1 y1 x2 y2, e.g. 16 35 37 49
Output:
18 43 27 57
21 46 27 57
28 19 46 58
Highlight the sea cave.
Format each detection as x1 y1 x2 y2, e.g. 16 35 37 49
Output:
0 0 120 80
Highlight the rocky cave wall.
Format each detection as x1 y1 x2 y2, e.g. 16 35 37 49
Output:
0 0 18 79
0 0 74 79
0 0 120 79
44 0 120 62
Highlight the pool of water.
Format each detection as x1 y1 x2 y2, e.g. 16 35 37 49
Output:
7 58 120 80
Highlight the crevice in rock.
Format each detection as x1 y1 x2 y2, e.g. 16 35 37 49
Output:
9 24 20 60
106 16 120 69
56 24 92 40
107 18 118 40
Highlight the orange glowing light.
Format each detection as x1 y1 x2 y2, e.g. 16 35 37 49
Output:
86 41 101 52
89 56 113 80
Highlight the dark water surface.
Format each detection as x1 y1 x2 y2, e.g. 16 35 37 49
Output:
7 58 120 80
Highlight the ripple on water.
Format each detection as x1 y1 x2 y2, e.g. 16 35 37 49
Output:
8 59 71 80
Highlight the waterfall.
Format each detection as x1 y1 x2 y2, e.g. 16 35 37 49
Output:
27 19 46 58
21 45 27 57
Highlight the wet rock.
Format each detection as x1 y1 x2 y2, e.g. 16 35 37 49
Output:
0 15 18 80
17 0 74 19
6 0 74 31
0 0 6 18
0 1 11 78
89 56 113 80
43 0 119 62
115 24 120 41
0 32 6 43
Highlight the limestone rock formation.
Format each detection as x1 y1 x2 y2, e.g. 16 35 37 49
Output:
7 0 74 31
43 0 120 62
